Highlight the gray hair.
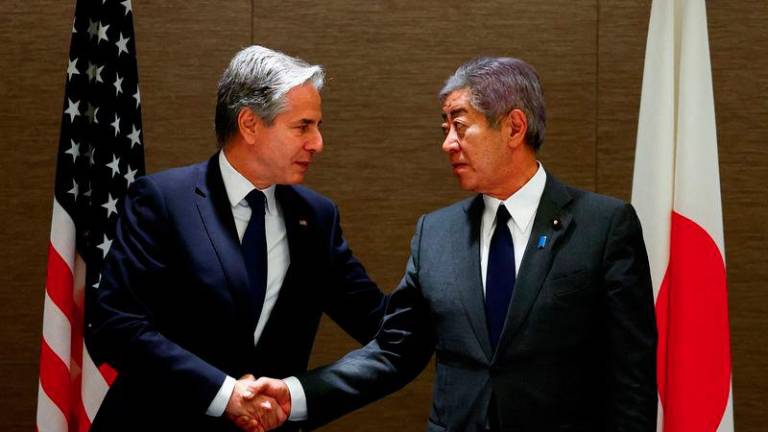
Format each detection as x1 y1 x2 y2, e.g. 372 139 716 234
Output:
439 57 546 151
215 45 325 146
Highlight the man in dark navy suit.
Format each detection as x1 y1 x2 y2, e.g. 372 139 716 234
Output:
86 45 386 432
252 57 657 432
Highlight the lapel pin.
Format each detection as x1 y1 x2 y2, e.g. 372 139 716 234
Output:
537 235 548 249
552 217 562 231
298 219 308 227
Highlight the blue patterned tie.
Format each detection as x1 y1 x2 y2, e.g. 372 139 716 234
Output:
242 190 267 321
486 204 515 350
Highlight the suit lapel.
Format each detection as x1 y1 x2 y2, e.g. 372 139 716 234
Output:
274 185 311 292
495 174 573 354
193 154 256 328
457 195 494 361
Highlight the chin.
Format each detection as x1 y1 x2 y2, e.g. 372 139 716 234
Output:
456 177 477 192
286 174 305 185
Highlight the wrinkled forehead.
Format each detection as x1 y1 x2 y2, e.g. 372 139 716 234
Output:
441 88 474 120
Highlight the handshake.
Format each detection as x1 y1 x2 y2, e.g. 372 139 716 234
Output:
224 375 291 432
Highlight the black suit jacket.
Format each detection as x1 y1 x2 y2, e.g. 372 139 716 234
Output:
299 174 657 432
86 154 386 431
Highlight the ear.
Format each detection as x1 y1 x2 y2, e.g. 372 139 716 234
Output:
502 109 528 149
236 107 264 145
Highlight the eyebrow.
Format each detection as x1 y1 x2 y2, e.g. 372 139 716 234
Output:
442 108 468 121
296 118 320 125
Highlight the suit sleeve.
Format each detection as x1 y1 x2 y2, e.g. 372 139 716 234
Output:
602 203 658 431
298 215 435 429
85 176 227 413
321 204 387 344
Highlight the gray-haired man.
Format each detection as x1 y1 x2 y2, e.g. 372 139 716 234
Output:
86 45 386 432
251 57 657 432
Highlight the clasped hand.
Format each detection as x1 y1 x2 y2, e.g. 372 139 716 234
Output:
225 374 291 432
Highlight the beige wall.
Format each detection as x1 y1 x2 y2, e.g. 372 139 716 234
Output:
1 1 766 430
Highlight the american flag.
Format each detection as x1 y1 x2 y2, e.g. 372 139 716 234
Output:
37 0 144 430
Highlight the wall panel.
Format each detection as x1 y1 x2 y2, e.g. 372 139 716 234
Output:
0 2 75 429
708 2 768 429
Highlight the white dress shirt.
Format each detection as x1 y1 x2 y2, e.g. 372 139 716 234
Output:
206 151 292 416
480 163 547 290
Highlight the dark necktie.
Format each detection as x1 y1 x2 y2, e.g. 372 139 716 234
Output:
485 204 516 350
242 190 268 322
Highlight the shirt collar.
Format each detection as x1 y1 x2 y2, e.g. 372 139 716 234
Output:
218 150 277 215
482 162 547 233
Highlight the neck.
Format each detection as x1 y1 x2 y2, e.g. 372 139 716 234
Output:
485 158 539 201
222 141 272 189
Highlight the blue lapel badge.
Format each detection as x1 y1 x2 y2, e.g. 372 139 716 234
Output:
537 235 548 249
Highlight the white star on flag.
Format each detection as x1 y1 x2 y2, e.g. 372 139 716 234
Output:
87 19 98 40
95 65 105 83
85 103 99 124
65 98 80 123
102 193 119 218
133 87 141 108
85 144 95 167
111 114 121 137
96 234 113 258
127 125 142 148
65 139 80 162
115 33 130 57
113 73 123 96
124 165 138 187
93 274 102 289
86 62 97 82
121 0 133 15
97 21 110 44
68 179 79 200
106 154 121 178
67 58 79 81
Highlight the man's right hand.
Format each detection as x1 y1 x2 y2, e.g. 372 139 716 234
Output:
232 377 292 431
225 375 287 432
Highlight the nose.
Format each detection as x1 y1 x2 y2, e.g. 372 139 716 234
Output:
442 129 459 154
306 129 323 153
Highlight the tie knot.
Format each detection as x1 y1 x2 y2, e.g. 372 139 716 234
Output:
244 189 266 214
496 204 511 224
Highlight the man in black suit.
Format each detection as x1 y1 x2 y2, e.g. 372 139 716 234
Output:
251 57 657 432
86 45 386 431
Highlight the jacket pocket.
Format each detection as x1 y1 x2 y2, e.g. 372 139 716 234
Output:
548 269 593 299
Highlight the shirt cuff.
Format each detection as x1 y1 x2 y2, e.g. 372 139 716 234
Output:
206 375 236 417
283 376 308 421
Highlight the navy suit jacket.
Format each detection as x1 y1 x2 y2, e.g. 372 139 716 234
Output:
86 154 386 431
299 174 657 432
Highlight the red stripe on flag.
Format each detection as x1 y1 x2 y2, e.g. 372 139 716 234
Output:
99 363 118 386
46 243 75 324
39 339 72 425
74 396 92 432
656 211 731 431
